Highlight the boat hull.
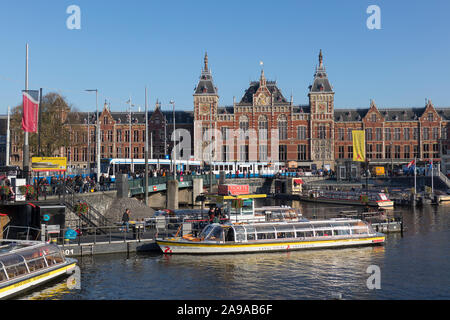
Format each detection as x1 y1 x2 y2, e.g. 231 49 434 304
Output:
156 235 385 254
298 196 394 208
0 260 77 300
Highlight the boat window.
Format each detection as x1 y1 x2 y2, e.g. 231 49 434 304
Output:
334 229 350 236
257 232 275 240
245 226 256 241
225 227 234 242
233 225 246 242
200 224 216 239
277 232 295 239
274 225 295 233
205 225 224 241
0 268 7 282
255 225 276 233
296 231 314 238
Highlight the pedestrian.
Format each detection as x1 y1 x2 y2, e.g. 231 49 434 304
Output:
122 208 131 232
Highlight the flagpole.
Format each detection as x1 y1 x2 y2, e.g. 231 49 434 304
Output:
414 157 417 195
431 160 434 195
23 43 30 184
144 87 149 206
6 106 10 166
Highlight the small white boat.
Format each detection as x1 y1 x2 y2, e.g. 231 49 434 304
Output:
156 219 385 254
300 190 394 208
0 240 77 299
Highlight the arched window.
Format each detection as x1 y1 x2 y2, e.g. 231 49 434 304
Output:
258 115 268 141
278 115 288 140
239 115 249 140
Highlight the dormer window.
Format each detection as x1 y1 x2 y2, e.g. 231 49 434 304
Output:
104 117 108 125
428 112 433 121
371 114 377 122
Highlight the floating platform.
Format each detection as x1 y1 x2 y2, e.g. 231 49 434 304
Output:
59 239 159 257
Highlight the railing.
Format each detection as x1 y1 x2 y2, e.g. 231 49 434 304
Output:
0 225 42 241
437 171 450 188
129 174 217 194
63 185 112 233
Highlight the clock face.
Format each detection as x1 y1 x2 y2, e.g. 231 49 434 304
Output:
318 102 327 113
256 94 269 106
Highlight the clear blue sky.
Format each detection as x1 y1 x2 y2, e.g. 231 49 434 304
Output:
1 0 449 114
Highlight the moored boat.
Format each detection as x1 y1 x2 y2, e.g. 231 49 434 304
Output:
156 219 385 254
0 240 77 299
300 190 394 208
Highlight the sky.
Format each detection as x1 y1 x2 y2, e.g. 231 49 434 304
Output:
0 0 449 114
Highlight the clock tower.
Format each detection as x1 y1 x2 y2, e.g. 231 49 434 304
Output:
193 52 219 161
308 50 335 170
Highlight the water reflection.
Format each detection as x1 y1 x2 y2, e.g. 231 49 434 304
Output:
16 202 450 300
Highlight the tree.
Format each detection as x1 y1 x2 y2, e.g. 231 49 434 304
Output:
11 92 73 158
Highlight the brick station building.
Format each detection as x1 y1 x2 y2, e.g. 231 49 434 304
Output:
193 51 450 175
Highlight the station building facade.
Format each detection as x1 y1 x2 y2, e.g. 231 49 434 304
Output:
193 51 450 174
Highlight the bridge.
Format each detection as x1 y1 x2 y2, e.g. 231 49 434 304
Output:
127 174 217 197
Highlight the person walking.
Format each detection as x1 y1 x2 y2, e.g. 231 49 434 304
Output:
122 208 131 232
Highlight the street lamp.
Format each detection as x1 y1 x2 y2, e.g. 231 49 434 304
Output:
85 89 100 183
170 100 176 180
126 97 134 174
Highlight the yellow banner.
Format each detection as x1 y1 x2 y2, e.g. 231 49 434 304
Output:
352 130 366 162
31 157 67 172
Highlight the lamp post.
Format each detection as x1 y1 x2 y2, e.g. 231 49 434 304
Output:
85 89 100 183
126 97 134 174
170 100 176 180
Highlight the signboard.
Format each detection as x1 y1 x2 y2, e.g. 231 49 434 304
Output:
287 161 298 169
46 225 61 234
292 179 303 193
32 157 67 172
375 167 385 176
13 178 26 201
218 185 249 196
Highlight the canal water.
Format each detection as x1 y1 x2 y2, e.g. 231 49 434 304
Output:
21 202 450 300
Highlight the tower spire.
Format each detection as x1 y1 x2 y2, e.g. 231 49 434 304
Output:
319 49 323 68
204 52 208 72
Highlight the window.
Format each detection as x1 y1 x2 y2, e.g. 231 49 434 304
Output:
125 131 130 142
428 112 433 122
278 115 288 140
239 145 249 162
423 144 430 158
413 128 419 140
117 147 122 158
376 144 383 159
376 128 382 141
384 128 391 141
338 128 345 141
413 145 419 158
394 128 401 140
298 145 307 161
239 116 249 140
338 146 345 159
279 145 287 161
385 145 392 159
367 144 373 159
371 113 377 122
347 129 353 141
104 117 108 125
319 126 326 139
134 130 139 142
433 144 439 158
259 145 268 161
404 128 410 141
108 130 113 142
366 128 373 141
394 145 401 159
432 127 439 140
221 127 229 141
423 127 430 140
259 116 268 141
298 126 307 140
348 146 353 159
442 127 448 140
404 145 410 159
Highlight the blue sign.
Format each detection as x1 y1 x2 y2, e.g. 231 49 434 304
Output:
165 155 170 159
43 214 50 222
64 229 78 240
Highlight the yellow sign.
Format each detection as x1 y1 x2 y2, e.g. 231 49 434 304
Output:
352 130 366 162
375 167 385 176
31 157 67 172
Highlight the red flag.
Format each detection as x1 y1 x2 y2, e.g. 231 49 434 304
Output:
22 90 39 133
407 160 415 168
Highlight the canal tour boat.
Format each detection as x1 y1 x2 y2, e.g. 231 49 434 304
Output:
207 193 303 223
0 240 77 299
156 219 385 254
300 190 394 208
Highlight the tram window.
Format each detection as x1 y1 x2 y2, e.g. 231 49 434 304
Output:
247 233 256 241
